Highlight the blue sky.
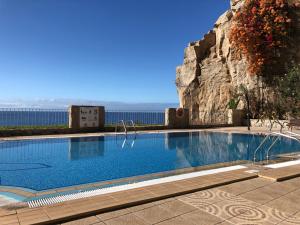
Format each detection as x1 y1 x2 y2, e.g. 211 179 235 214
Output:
0 0 229 103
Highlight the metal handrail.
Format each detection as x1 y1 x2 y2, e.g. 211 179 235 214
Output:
266 132 299 161
114 120 138 138
266 136 280 160
286 131 300 139
254 131 300 162
127 120 137 135
115 120 137 149
272 132 299 140
253 133 272 162
115 120 127 136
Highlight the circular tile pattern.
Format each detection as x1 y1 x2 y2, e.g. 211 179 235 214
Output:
269 208 290 221
285 216 300 224
231 206 267 221
188 190 215 200
200 203 220 216
217 191 250 203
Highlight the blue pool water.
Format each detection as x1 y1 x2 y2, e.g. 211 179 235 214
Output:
0 132 300 191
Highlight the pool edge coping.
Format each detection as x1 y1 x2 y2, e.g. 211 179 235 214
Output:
0 127 272 142
3 159 300 225
27 165 247 208
2 167 259 225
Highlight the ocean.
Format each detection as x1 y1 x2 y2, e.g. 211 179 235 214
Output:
0 109 164 127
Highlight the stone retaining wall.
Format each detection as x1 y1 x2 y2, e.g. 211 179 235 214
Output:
250 119 288 130
165 108 189 129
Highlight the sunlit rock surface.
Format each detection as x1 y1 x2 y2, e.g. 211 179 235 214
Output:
176 0 300 125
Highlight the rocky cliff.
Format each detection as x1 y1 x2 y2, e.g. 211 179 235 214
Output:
176 0 300 125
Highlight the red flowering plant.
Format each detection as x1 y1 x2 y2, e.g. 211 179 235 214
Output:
230 0 295 78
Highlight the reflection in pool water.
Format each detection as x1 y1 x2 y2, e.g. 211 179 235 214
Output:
69 137 104 160
0 132 299 190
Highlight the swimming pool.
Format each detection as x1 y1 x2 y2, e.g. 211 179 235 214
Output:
0 131 300 191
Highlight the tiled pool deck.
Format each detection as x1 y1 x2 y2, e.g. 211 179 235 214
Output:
0 127 300 225
1 165 300 225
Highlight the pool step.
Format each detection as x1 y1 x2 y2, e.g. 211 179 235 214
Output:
259 164 300 181
276 151 300 159
0 195 19 207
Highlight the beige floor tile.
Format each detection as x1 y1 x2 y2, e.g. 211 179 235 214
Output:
43 204 74 214
211 199 257 220
68 199 117 214
217 221 235 225
0 209 16 217
285 189 300 201
110 189 156 204
265 196 300 215
126 202 157 213
90 222 105 225
189 189 256 205
278 213 300 225
0 214 19 225
85 199 118 210
268 180 300 193
17 209 49 221
143 188 173 197
243 178 273 188
151 198 174 206
96 208 131 221
18 214 50 225
88 194 116 203
159 199 197 216
61 216 101 225
180 209 226 225
158 182 184 192
182 189 221 204
240 185 285 204
104 214 150 225
217 191 259 206
226 205 289 225
0 223 19 225
258 205 293 222
11 161 300 225
155 216 194 225
16 207 41 214
17 208 46 218
218 181 258 195
265 182 297 195
173 179 199 187
133 205 176 224
295 211 300 217
281 177 300 186
178 196 217 212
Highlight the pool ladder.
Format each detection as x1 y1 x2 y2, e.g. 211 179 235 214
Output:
253 131 300 163
115 120 136 137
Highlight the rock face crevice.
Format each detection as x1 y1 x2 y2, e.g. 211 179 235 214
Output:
176 0 300 125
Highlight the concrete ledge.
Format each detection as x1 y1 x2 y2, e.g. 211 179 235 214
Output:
0 126 165 137
0 127 104 137
259 164 300 181
0 124 234 138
